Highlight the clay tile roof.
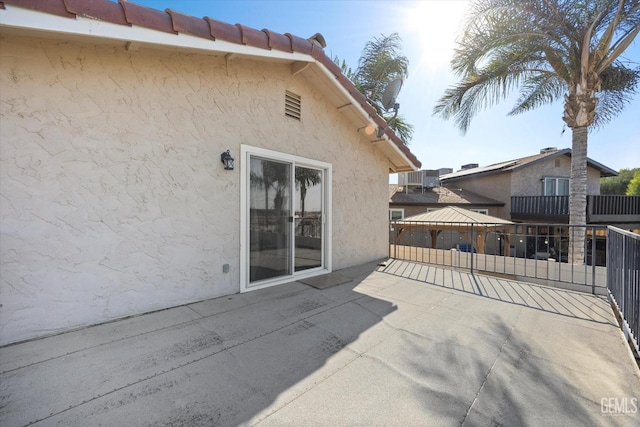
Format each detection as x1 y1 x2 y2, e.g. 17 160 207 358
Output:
66 0 128 25
203 16 241 43
166 9 211 39
7 0 74 18
1 0 421 171
119 0 176 34
262 28 293 52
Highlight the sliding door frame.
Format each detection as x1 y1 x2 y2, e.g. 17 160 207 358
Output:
240 145 332 292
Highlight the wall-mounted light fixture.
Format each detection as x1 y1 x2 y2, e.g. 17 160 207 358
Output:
221 149 234 170
357 124 376 135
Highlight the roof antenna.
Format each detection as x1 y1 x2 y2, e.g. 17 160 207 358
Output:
377 78 403 138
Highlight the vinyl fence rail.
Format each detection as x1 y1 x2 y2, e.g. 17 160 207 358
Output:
607 226 640 354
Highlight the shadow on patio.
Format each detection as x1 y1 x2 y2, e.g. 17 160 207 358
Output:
379 258 614 324
1 261 638 426
0 262 395 426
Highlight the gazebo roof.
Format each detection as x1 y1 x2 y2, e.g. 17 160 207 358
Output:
401 206 513 224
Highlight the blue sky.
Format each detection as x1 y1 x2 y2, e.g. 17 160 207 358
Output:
133 0 639 173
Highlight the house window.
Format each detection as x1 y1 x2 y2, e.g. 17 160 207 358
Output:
389 209 404 220
543 177 570 196
285 91 301 120
470 209 488 215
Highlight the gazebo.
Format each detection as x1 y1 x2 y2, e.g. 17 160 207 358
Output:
393 206 514 255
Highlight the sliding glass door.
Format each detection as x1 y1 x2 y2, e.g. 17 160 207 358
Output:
249 157 292 282
243 146 330 290
294 166 323 272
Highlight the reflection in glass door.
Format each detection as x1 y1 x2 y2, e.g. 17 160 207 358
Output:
294 166 323 272
249 157 291 282
246 151 326 288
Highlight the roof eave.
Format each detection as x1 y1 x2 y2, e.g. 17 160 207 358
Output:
312 60 420 172
0 5 311 61
0 2 422 173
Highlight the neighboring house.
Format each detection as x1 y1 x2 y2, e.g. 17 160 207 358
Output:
392 206 514 256
389 184 504 220
439 148 639 225
0 1 421 345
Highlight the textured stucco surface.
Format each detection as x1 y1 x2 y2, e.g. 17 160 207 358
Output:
444 155 603 221
0 35 390 345
446 174 512 219
511 155 601 196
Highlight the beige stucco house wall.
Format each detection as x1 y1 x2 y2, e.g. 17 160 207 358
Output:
0 26 410 345
511 155 601 196
443 154 606 222
445 174 512 219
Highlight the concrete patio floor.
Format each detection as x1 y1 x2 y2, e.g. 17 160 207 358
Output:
1 260 639 426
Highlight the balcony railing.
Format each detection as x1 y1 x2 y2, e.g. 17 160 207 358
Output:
389 221 607 294
589 195 640 223
388 220 639 355
511 196 569 220
607 226 640 354
511 195 640 223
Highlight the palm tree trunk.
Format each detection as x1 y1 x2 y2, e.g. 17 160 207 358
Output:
300 185 307 218
568 126 588 264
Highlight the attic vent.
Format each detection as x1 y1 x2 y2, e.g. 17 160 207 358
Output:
285 91 301 120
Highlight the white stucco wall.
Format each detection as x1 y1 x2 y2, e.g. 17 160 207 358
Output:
0 35 391 345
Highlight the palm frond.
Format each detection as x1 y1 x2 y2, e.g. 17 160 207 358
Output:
509 73 566 115
435 0 640 133
592 62 640 128
332 55 357 82
435 43 554 131
356 33 410 111
383 115 414 145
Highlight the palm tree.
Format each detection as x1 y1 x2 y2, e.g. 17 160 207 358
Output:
334 33 415 144
294 167 322 238
434 0 639 263
295 167 321 219
250 160 289 228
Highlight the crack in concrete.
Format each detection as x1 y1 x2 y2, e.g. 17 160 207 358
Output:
459 289 531 427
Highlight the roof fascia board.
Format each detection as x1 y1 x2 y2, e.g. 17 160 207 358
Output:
510 149 617 177
510 149 570 172
313 61 419 172
441 168 508 182
585 158 618 177
0 6 312 62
